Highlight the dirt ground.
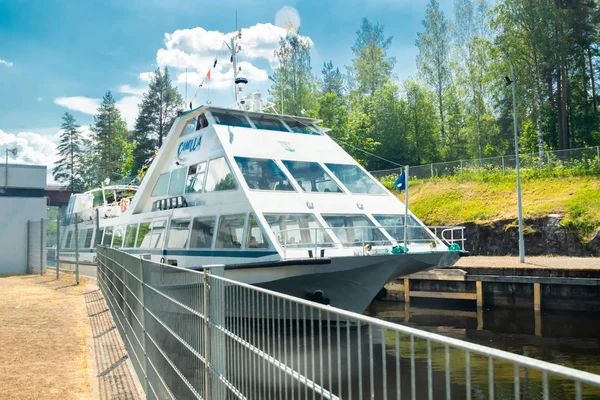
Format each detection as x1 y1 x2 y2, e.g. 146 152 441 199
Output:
0 273 144 400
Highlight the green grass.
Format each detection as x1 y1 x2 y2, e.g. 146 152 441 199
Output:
381 168 600 241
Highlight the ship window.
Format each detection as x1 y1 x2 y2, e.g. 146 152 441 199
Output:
64 231 73 249
250 116 288 132
282 160 343 193
112 227 125 248
205 157 237 192
246 214 269 249
167 219 191 249
181 118 197 137
78 228 93 248
152 173 170 197
373 214 434 242
186 162 207 193
322 215 389 247
234 157 294 191
150 220 167 249
211 111 252 128
189 216 215 249
216 214 246 249
263 213 334 248
102 227 113 246
285 119 320 135
136 223 151 248
324 164 386 195
124 224 138 248
168 167 187 196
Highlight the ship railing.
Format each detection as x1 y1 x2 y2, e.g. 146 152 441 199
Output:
96 246 600 400
276 225 465 260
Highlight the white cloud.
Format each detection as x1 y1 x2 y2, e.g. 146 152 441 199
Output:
275 6 301 31
116 96 141 128
139 72 154 82
54 96 100 115
157 20 313 91
0 129 58 171
0 58 13 67
118 84 146 96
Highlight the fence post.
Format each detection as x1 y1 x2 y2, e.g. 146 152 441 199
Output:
597 146 599 170
26 220 30 273
460 160 463 170
430 164 434 178
547 151 551 170
56 212 60 279
74 218 80 285
203 265 225 399
501 156 505 175
40 218 44 275
138 255 149 394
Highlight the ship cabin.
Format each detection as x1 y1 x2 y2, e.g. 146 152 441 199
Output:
64 105 443 266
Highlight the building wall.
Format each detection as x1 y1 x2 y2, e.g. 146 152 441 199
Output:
0 164 47 274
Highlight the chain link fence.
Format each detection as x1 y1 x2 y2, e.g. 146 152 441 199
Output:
370 146 600 181
27 218 46 274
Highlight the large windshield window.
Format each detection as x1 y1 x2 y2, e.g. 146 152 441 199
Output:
151 173 170 197
264 213 334 248
211 111 252 128
282 161 343 193
150 220 166 249
285 119 320 135
168 167 187 196
216 214 246 249
373 214 434 242
186 162 206 193
102 227 113 246
322 215 389 246
112 227 124 248
234 157 294 191
124 224 138 248
250 116 288 132
189 216 215 249
136 222 151 248
205 157 237 192
167 219 190 249
324 164 385 195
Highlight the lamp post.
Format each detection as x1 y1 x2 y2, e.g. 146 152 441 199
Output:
505 60 525 263
5 147 18 189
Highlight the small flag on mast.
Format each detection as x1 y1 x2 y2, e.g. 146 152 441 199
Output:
394 172 406 192
206 69 211 80
213 57 218 68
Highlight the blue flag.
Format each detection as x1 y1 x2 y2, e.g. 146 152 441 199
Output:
394 172 406 192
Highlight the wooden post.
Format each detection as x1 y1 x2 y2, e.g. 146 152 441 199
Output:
533 283 541 312
403 278 410 304
534 311 542 337
477 307 483 331
476 281 483 308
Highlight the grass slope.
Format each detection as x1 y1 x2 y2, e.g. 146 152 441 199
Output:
384 171 600 239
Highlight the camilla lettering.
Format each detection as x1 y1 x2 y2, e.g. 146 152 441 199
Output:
177 136 202 156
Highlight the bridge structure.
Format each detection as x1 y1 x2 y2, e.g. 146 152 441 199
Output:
95 246 600 400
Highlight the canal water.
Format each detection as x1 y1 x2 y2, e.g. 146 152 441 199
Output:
363 300 600 399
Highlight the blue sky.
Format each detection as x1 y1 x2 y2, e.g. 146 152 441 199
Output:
0 0 453 175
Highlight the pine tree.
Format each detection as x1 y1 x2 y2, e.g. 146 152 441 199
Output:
132 67 183 174
269 30 317 115
53 112 83 192
417 0 452 139
91 91 129 183
351 18 396 96
321 61 345 97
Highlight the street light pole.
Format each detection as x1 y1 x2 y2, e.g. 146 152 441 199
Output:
507 59 525 263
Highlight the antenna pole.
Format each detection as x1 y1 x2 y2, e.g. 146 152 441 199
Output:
185 67 188 106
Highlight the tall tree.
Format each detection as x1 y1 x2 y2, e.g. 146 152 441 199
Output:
417 0 452 139
91 91 129 183
404 80 441 165
53 112 83 191
131 67 182 174
269 30 317 115
351 18 396 96
321 61 345 97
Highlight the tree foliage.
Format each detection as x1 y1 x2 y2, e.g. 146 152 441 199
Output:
53 112 83 191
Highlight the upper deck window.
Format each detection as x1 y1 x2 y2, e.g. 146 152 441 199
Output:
373 214 434 242
181 118 197 137
264 213 334 248
234 157 294 191
168 167 187 196
151 173 170 197
282 160 343 193
186 162 206 194
250 116 289 132
324 163 386 195
211 111 252 128
285 119 320 135
322 215 389 247
204 157 238 192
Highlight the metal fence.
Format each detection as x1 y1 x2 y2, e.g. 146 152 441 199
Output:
98 246 600 400
370 146 600 181
27 218 46 274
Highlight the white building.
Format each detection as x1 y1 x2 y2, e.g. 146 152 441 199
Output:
0 163 47 274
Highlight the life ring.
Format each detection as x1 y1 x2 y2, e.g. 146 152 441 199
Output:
120 198 130 213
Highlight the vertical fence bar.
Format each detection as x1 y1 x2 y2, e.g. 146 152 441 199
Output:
465 350 471 400
597 146 600 170
514 364 520 400
40 218 44 275
74 218 79 285
26 220 30 273
501 156 505 174
56 212 60 279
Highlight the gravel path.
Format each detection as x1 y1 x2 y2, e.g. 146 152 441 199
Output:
456 256 600 269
